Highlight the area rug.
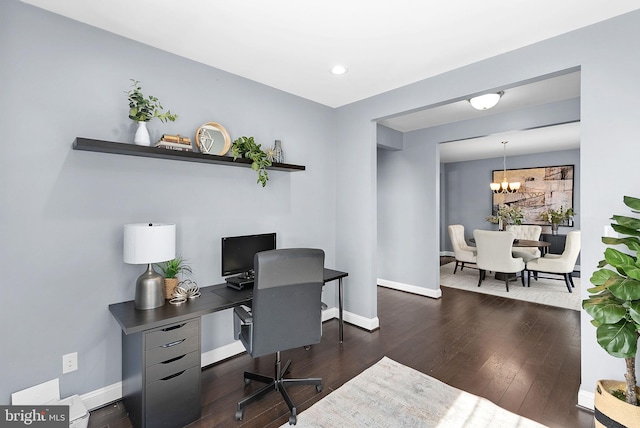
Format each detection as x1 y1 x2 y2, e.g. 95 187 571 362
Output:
440 262 581 311
286 356 545 427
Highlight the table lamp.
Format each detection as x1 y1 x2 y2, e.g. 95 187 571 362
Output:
124 223 176 310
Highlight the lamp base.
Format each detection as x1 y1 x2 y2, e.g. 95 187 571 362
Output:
134 264 165 310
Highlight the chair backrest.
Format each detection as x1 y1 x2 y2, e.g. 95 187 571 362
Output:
506 225 542 241
473 229 524 273
559 230 581 266
248 248 325 358
448 224 470 252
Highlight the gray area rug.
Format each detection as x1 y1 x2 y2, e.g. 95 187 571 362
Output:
440 262 581 311
288 357 545 427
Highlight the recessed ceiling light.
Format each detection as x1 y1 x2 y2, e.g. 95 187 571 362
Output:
331 65 348 75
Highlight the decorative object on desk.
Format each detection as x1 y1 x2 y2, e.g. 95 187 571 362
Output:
231 136 272 187
583 195 640 425
490 141 520 194
123 223 176 310
195 122 231 155
168 280 200 305
486 204 523 231
156 256 193 299
540 206 575 235
126 79 178 146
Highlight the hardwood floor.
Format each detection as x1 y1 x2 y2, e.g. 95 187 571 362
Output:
89 285 592 428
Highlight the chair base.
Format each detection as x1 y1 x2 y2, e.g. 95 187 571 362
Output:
236 352 322 425
454 260 477 274
527 270 575 292
477 269 525 292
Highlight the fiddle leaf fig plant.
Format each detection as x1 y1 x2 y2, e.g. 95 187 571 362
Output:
126 79 178 123
231 136 272 187
583 195 640 406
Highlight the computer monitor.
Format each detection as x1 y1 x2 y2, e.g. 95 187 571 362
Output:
221 233 276 279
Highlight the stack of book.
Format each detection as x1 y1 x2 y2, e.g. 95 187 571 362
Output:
155 134 193 152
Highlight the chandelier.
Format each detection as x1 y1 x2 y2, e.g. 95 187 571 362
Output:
490 141 521 193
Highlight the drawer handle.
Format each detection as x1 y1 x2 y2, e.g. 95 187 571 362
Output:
161 339 186 348
161 355 186 365
161 370 185 381
162 323 186 332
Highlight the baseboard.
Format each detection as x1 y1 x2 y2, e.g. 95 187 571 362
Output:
80 382 121 411
578 387 595 411
377 278 442 299
201 340 246 367
440 251 455 257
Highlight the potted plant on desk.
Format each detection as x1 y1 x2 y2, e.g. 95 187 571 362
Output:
156 256 192 299
582 195 640 427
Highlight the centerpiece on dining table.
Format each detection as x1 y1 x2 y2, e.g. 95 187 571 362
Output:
486 204 524 231
540 206 575 235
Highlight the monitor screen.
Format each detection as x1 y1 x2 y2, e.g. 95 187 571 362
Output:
221 233 276 277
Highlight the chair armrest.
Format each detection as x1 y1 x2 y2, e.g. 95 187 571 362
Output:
234 305 253 324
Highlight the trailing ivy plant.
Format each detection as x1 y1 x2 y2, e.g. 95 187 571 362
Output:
231 136 272 187
126 79 178 123
583 195 640 406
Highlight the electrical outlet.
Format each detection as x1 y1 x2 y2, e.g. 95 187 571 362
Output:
62 352 78 374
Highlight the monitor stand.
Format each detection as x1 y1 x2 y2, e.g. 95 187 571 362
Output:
225 273 254 290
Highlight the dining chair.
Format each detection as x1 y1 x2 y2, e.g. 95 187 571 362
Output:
447 224 477 274
473 229 525 292
525 230 581 292
506 225 542 256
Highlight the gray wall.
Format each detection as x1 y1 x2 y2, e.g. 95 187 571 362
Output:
346 9 640 404
0 1 336 402
441 149 581 251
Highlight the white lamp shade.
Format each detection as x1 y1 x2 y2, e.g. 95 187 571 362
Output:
123 223 176 264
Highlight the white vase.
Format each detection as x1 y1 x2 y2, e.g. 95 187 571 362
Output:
134 121 151 146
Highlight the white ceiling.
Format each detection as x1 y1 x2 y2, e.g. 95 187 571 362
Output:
20 0 640 108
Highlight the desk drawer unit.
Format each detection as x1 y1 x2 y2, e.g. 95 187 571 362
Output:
122 318 201 428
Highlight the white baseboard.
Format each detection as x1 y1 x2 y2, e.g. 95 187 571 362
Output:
378 278 442 299
80 382 121 411
578 387 594 411
201 340 246 367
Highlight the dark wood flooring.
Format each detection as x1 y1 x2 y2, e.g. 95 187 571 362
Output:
89 283 592 428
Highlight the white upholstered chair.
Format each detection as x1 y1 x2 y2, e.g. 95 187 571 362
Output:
526 230 581 292
506 225 542 257
473 229 525 292
448 224 477 274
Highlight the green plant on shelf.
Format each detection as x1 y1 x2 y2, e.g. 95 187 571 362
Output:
231 136 272 187
126 79 178 123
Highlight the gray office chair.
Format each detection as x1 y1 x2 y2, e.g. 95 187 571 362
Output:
234 248 324 425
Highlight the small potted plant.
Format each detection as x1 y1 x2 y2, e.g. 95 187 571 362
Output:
156 256 192 299
486 204 523 230
126 79 178 146
582 195 640 426
231 136 272 187
539 206 575 235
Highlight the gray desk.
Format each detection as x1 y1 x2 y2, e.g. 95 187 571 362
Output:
108 268 347 428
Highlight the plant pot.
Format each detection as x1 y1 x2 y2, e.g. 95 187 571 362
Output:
134 121 151 146
164 277 179 299
594 380 640 428
551 223 559 235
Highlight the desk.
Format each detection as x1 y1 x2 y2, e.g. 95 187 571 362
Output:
109 268 347 428
513 239 551 255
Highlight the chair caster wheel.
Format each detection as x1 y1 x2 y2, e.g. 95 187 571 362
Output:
289 408 297 425
235 409 243 421
304 345 311 350
244 378 251 385
316 384 322 393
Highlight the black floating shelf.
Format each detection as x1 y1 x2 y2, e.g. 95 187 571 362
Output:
72 138 306 172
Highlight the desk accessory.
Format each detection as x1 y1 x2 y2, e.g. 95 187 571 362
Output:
123 223 176 310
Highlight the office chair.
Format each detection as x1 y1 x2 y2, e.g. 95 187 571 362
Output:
234 248 325 425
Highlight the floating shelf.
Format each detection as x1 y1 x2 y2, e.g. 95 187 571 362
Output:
72 138 306 172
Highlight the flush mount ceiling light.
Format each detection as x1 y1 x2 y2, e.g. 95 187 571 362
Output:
331 65 348 75
469 91 504 110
